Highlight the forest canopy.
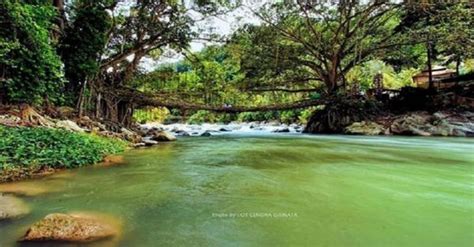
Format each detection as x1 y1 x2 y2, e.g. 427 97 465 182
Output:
0 0 473 125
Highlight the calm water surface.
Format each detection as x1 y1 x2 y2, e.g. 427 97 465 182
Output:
1 134 473 246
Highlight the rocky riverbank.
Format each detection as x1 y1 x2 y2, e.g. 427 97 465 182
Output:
343 111 474 137
1 173 122 245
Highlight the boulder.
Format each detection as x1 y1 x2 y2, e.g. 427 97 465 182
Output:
218 127 230 132
201 131 212 137
55 120 85 132
21 212 121 243
272 127 290 133
344 121 385 135
390 111 474 137
133 142 146 148
56 106 75 118
120 128 142 143
390 113 433 136
175 130 190 136
142 139 158 146
150 130 177 141
0 194 30 220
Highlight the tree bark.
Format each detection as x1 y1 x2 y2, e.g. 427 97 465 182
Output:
427 40 434 90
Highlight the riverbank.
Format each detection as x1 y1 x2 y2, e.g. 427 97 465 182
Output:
140 111 474 138
1 105 472 183
0 126 127 183
343 110 474 137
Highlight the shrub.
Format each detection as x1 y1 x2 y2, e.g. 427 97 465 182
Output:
0 126 126 169
133 107 170 124
187 110 216 124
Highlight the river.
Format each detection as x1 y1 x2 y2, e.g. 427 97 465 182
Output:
1 134 473 246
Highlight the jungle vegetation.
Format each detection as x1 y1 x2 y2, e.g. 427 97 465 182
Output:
0 0 473 125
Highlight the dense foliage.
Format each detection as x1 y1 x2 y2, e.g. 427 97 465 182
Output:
0 0 64 104
0 126 126 169
0 1 472 125
59 0 113 103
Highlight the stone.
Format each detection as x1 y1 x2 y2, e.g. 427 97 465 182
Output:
56 106 75 118
175 130 190 136
120 128 141 143
150 131 177 142
390 113 433 136
21 212 121 243
201 131 212 137
55 120 85 132
272 127 290 133
0 194 30 220
344 121 385 135
143 139 158 146
133 142 146 147
0 181 54 196
218 127 230 132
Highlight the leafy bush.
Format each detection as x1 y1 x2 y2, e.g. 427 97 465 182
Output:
133 107 170 124
187 110 216 124
279 110 299 124
0 126 126 169
0 1 64 104
298 108 316 124
237 111 277 122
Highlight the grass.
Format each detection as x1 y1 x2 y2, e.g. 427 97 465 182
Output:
0 126 127 170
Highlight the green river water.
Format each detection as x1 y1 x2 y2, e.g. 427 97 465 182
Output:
1 134 473 246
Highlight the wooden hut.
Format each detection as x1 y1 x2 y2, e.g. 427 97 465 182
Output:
412 66 457 89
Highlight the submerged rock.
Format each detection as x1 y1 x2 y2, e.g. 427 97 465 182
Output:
0 181 54 196
21 212 122 243
345 121 385 135
0 194 30 220
201 131 212 137
102 155 124 165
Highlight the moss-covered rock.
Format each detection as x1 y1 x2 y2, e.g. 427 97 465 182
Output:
21 212 121 243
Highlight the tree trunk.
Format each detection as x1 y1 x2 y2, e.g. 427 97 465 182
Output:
76 81 87 117
456 57 461 76
427 40 434 90
52 0 66 36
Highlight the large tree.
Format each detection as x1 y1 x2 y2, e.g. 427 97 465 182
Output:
236 1 406 95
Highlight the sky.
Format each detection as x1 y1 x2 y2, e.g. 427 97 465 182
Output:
141 1 265 69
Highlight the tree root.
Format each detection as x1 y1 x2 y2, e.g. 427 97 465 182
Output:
19 104 55 127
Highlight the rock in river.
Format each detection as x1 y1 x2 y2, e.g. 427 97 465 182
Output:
390 113 433 136
201 131 212 136
150 130 177 141
21 212 122 243
345 121 386 135
272 127 290 133
0 194 30 220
